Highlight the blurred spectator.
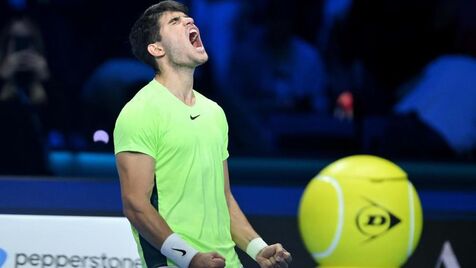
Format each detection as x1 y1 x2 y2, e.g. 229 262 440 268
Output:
189 0 242 91
231 1 327 114
363 55 476 161
0 17 49 106
80 58 154 151
328 0 444 118
334 91 354 120
317 0 352 50
220 0 328 154
393 55 476 159
359 0 476 161
0 17 50 175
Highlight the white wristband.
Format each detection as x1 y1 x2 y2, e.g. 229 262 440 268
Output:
160 233 199 268
246 237 268 261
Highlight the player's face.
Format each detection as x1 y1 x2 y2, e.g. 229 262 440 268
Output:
158 11 208 68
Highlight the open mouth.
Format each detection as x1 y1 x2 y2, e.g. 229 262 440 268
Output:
189 29 203 48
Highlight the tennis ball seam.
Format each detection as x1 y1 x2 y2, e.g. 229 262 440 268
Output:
312 175 344 260
407 182 415 259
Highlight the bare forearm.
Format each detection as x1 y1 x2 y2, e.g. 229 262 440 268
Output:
116 153 173 250
123 201 173 250
227 193 260 251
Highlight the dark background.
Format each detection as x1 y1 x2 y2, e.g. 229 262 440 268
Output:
1 0 476 161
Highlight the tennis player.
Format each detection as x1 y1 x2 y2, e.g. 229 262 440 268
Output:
114 1 292 267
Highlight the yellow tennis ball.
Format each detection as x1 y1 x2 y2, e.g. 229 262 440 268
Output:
298 155 423 267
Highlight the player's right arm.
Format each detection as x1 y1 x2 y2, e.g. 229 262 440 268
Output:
116 151 225 268
116 151 173 248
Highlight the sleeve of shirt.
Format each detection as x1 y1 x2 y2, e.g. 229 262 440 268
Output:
113 103 159 160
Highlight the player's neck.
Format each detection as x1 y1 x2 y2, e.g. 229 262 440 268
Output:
155 67 195 106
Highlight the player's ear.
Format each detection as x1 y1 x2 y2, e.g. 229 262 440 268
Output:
147 42 165 57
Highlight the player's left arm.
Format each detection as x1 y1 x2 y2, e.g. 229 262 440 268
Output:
223 160 292 267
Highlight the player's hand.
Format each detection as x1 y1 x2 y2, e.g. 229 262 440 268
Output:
189 252 226 268
256 243 292 268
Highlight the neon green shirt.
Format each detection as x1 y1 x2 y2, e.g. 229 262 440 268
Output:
114 79 241 267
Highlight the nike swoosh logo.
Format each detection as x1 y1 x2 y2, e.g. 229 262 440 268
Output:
190 114 200 120
172 248 187 256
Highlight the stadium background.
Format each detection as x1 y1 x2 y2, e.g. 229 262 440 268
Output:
1 0 475 267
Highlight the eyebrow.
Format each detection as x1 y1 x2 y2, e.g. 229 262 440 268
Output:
167 16 179 24
167 14 190 25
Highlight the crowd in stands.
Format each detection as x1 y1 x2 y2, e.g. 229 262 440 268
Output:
1 0 475 175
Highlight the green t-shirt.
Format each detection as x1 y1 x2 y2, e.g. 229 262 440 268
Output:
114 79 241 267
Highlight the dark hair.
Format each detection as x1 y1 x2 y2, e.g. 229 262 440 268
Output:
129 1 188 73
